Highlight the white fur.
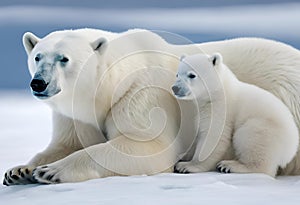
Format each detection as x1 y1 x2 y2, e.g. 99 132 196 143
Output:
173 53 299 177
3 28 300 185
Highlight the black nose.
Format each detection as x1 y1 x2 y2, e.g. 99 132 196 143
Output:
30 79 48 92
172 85 180 94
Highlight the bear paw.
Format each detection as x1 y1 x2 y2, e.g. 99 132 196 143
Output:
216 161 232 173
3 165 37 186
33 165 62 184
174 161 207 174
216 160 256 174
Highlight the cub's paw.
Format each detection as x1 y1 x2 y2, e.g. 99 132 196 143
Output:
216 161 232 173
33 165 62 184
3 165 37 186
174 161 191 173
217 160 254 174
217 160 248 174
174 161 206 174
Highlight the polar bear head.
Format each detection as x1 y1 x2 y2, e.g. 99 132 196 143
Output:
172 53 224 101
23 30 107 101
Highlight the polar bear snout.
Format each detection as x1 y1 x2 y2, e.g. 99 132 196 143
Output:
30 78 48 93
171 83 191 99
30 74 61 99
172 84 186 97
171 85 180 95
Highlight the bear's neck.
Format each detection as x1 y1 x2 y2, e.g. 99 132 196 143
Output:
220 65 240 107
195 65 240 128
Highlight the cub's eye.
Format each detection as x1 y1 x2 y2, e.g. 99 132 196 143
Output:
176 74 178 78
188 73 196 79
60 57 69 63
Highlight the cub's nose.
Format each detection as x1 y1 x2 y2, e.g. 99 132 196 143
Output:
30 78 48 93
172 85 180 94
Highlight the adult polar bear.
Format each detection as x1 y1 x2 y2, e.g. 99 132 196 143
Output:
3 28 300 185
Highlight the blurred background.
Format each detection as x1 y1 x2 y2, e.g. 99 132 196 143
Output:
0 0 300 90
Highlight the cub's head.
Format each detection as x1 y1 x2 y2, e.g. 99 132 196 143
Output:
23 31 107 101
172 53 223 100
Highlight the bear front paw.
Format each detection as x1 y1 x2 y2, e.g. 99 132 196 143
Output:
3 165 37 186
174 161 207 174
174 162 191 173
33 165 61 184
216 161 232 173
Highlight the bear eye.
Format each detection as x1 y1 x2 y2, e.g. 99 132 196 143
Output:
176 74 178 78
188 73 196 79
60 57 69 63
34 54 43 62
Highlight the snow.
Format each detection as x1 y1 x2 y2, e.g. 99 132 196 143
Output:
1 92 300 205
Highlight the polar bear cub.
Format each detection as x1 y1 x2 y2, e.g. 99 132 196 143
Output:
172 53 299 177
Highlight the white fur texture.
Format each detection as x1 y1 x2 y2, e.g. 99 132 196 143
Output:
173 53 299 177
3 28 300 185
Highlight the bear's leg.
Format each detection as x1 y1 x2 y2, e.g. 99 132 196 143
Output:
217 120 281 177
32 135 176 184
3 113 86 186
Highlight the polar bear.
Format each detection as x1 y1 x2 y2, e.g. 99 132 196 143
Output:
3 28 300 185
172 53 299 177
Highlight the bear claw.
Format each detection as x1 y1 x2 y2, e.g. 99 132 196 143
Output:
33 166 62 184
3 166 37 186
216 163 231 173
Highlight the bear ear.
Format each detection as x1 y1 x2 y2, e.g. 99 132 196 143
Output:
91 37 108 55
210 53 223 67
23 32 40 55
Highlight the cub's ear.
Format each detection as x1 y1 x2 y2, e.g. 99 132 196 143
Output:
23 32 40 55
91 37 108 55
210 53 223 66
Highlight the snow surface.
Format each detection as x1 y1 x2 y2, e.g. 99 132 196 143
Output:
1 92 300 204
